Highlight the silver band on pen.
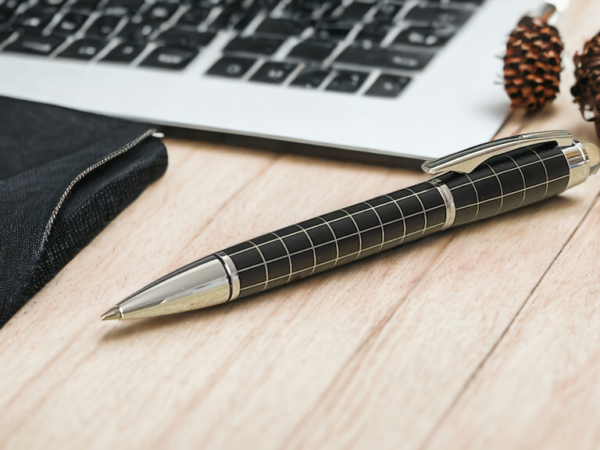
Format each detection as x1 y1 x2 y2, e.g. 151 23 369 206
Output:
216 251 241 302
430 179 456 229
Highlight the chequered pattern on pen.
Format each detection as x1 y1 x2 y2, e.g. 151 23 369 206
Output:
223 143 570 298
435 142 570 227
223 181 448 297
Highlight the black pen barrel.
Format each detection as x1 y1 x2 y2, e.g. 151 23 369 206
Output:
223 180 448 298
223 142 570 300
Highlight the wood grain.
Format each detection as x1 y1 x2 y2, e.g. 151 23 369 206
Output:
424 166 600 450
1 1 599 448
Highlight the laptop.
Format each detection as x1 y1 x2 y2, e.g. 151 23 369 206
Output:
0 0 539 162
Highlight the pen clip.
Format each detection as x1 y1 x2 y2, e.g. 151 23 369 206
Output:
421 130 574 175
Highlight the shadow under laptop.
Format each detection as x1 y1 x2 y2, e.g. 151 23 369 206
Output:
162 127 425 170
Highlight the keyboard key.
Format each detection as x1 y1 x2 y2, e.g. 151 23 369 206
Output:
325 69 368 92
318 0 343 19
0 7 14 26
158 28 215 49
290 68 330 88
209 5 260 31
364 73 410 97
287 0 330 10
285 0 328 18
104 0 144 15
206 55 256 77
280 3 314 22
249 61 297 83
231 3 261 30
39 0 67 6
100 42 145 61
194 0 220 7
287 39 336 61
53 13 89 35
194 0 223 6
0 30 14 44
355 20 392 42
57 38 107 59
1 0 20 13
140 46 197 69
70 0 101 13
337 2 372 21
313 20 353 40
86 15 121 37
224 36 284 55
143 3 178 20
0 0 19 24
449 0 484 4
206 9 231 29
373 3 401 20
3 33 64 55
256 0 280 11
255 18 307 36
393 25 456 47
178 6 210 26
14 7 58 32
336 41 433 70
118 19 162 42
405 5 473 28
221 0 244 7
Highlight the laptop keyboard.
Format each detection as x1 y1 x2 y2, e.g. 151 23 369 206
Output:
0 0 485 97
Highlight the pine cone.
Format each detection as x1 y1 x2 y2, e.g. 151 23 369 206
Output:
504 16 564 111
571 32 600 124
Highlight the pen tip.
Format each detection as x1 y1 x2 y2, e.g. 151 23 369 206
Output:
101 307 122 321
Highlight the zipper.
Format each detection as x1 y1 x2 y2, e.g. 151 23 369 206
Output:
40 127 158 248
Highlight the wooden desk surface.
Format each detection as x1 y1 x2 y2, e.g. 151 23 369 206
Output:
2 2 600 448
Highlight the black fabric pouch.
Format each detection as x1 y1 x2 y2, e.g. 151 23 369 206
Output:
0 96 168 328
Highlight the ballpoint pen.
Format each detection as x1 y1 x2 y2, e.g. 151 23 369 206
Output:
102 130 600 321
